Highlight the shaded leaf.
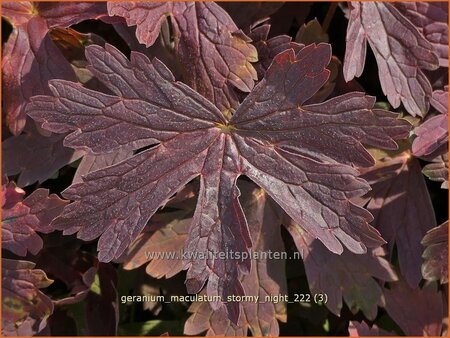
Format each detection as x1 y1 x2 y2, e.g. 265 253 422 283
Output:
359 153 437 288
394 2 448 67
343 2 439 117
2 16 76 135
421 221 448 284
1 258 53 336
122 210 191 279
108 1 258 111
286 222 397 320
36 247 98 305
85 263 119 335
27 43 409 323
295 18 329 45
3 123 83 187
184 183 287 336
2 180 68 257
384 280 444 336
348 321 394 336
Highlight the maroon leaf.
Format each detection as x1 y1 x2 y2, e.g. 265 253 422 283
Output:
360 153 437 288
27 43 409 323
1 1 109 135
107 1 258 111
36 247 98 305
85 263 119 335
122 210 191 279
1 258 53 336
2 180 68 256
421 221 448 284
384 280 444 336
412 88 448 157
184 183 287 336
348 321 394 336
72 149 133 184
423 153 449 189
343 2 439 117
286 222 397 320
394 2 448 67
219 2 285 30
248 23 303 79
2 16 77 135
3 123 83 187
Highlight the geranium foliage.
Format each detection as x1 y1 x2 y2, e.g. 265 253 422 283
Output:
1 1 448 336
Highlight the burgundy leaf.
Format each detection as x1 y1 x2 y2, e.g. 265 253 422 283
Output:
343 2 439 117
422 153 449 189
27 43 409 323
219 2 285 31
1 258 53 336
3 123 83 187
2 181 68 256
348 321 394 336
1 1 109 135
360 153 437 287
185 183 287 336
384 280 444 336
107 1 258 111
36 248 98 305
394 2 448 67
248 23 303 79
412 88 448 157
2 16 77 135
421 221 448 284
72 149 133 184
286 222 397 320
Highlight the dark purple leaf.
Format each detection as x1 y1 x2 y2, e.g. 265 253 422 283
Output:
1 258 53 336
2 16 77 135
286 222 397 320
219 2 285 31
384 280 444 336
3 123 83 187
27 43 409 323
394 2 448 67
36 248 98 305
122 210 191 279
108 2 258 111
72 149 133 184
1 2 110 135
344 2 439 117
249 23 303 79
421 221 448 284
359 153 437 288
185 183 287 336
2 180 68 256
348 321 394 336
